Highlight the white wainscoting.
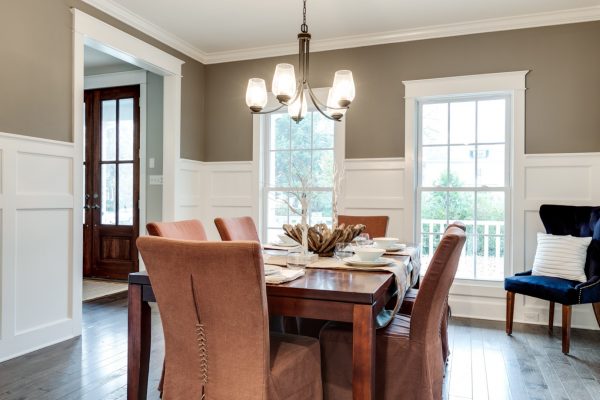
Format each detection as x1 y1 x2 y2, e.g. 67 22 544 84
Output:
180 154 600 330
175 160 256 240
510 152 600 330
0 132 79 362
340 158 409 241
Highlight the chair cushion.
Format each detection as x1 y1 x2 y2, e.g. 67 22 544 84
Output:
268 333 323 400
504 275 580 305
531 233 591 282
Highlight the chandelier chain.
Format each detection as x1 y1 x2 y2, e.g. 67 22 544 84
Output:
301 0 308 33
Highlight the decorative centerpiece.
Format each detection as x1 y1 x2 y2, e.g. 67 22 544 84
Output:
283 223 365 257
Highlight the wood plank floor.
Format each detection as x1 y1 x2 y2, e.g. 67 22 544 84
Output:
0 295 599 400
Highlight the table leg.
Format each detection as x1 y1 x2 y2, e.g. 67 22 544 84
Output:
128 283 151 400
352 304 375 400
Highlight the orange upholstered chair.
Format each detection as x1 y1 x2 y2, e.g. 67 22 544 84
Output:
399 221 466 363
320 226 466 400
214 216 260 242
146 219 208 241
337 215 389 238
137 238 323 399
145 219 208 395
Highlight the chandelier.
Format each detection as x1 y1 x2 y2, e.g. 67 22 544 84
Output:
245 0 355 123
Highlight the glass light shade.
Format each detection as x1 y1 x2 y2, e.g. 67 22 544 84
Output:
331 70 355 106
327 88 346 120
272 63 296 102
288 92 307 122
245 78 268 112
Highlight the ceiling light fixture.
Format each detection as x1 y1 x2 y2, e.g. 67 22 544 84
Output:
245 0 355 123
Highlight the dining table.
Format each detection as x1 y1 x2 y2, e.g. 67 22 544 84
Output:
127 250 412 400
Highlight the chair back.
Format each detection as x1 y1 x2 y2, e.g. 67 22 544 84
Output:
146 219 208 241
410 227 466 341
214 216 260 242
337 215 389 238
539 204 600 279
447 221 466 232
137 238 270 399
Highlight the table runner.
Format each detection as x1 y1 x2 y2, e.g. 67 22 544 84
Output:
263 254 412 329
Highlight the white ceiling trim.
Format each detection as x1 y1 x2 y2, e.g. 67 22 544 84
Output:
81 0 209 63
80 1 600 65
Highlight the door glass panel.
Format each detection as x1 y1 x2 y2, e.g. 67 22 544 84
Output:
101 100 117 161
119 98 134 161
118 164 134 226
101 164 116 225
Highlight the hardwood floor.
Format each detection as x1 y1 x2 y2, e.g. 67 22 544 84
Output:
0 295 598 399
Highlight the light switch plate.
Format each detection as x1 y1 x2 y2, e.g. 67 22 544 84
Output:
149 175 163 185
148 157 155 169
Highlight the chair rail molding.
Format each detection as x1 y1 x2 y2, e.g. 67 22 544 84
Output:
0 132 77 362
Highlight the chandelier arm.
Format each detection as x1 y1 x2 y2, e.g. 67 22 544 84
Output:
307 89 336 121
306 84 350 111
250 103 287 115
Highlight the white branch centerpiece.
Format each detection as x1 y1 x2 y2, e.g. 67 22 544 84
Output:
277 164 365 257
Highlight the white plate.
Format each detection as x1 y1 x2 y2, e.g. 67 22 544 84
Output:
264 265 280 276
342 256 393 267
380 243 407 252
266 242 299 248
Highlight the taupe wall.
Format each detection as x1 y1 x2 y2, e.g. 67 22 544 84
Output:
0 0 205 161
204 21 600 161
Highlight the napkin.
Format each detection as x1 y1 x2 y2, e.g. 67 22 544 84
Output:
264 265 305 284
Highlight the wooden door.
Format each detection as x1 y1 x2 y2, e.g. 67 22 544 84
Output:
83 85 140 280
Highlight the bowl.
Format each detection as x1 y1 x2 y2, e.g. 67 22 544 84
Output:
373 237 399 249
353 247 385 262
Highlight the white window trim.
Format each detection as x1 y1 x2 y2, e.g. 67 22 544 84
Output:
252 87 346 241
403 71 528 291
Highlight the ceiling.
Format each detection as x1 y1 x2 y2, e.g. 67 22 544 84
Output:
84 46 139 75
84 0 600 63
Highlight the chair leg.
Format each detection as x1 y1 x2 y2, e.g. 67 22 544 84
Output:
548 301 555 335
562 305 571 354
506 291 515 335
593 303 600 329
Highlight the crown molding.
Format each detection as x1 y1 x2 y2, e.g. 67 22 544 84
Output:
80 0 208 63
80 1 600 65
204 5 600 64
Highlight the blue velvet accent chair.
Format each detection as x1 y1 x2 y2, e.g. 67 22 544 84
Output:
504 204 600 354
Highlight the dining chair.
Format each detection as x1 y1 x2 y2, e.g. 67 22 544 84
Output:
337 215 389 238
320 226 466 400
214 216 260 242
146 219 208 396
137 237 323 399
505 204 600 354
399 221 466 363
147 219 208 240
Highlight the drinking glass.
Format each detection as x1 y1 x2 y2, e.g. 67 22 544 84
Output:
334 242 353 260
286 248 309 270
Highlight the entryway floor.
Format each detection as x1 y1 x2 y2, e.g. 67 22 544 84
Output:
83 278 128 302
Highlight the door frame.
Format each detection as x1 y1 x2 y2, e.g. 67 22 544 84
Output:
85 70 148 270
72 9 183 333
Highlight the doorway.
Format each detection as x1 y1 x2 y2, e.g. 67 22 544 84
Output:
83 85 141 280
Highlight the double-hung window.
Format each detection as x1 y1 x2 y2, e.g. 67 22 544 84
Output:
417 95 510 280
262 110 340 243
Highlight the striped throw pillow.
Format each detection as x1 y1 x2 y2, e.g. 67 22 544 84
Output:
532 233 591 282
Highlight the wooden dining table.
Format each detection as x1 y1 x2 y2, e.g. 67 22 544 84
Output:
127 254 410 400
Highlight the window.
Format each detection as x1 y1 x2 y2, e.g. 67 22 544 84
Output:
262 111 339 243
417 95 510 281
